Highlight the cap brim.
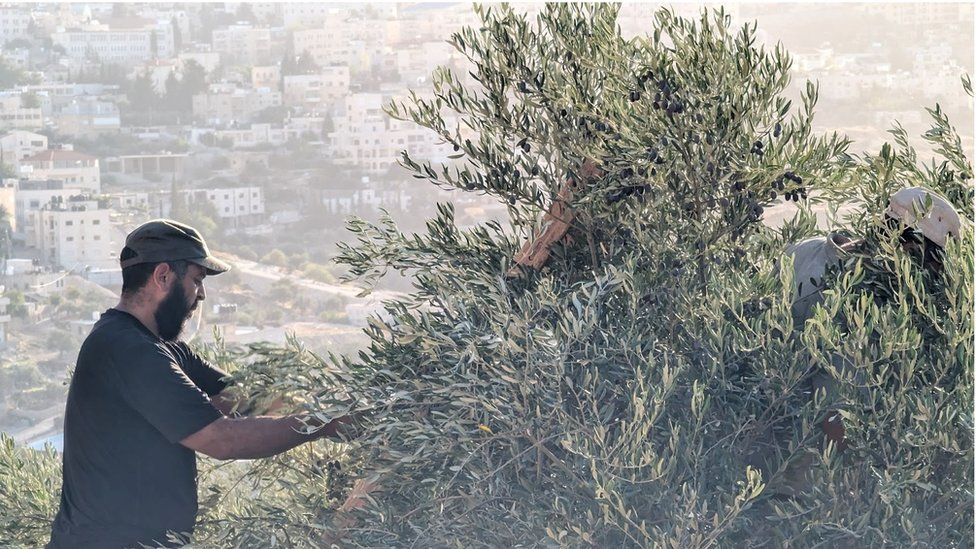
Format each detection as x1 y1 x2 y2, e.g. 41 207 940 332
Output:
187 256 231 276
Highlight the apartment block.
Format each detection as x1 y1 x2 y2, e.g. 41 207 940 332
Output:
51 18 176 66
0 130 48 169
0 94 42 131
282 67 349 109
212 24 272 65
32 197 114 270
192 85 281 125
0 7 32 43
21 147 101 194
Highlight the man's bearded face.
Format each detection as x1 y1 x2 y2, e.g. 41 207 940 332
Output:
155 275 197 341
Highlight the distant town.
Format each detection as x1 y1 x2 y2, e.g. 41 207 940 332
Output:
0 3 971 452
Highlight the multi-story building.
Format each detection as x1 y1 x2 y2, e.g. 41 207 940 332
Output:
192 85 281 125
0 130 48 169
18 83 123 109
108 191 150 211
207 117 325 148
51 18 176 66
103 153 187 180
0 6 32 44
212 24 272 66
329 92 455 175
396 41 456 83
282 3 336 29
291 25 386 75
282 67 349 109
14 179 83 235
21 146 100 194
31 196 114 270
0 93 43 131
153 186 265 228
251 65 281 90
192 187 265 223
54 98 122 137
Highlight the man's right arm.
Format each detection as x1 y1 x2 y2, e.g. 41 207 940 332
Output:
180 415 351 460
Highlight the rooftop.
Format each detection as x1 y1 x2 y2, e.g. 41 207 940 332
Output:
23 150 97 163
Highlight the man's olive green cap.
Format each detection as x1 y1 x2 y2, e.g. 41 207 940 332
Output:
120 219 230 275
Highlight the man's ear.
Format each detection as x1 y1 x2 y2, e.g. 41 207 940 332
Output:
151 263 175 292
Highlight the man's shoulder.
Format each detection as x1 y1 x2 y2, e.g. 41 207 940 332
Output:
82 311 163 359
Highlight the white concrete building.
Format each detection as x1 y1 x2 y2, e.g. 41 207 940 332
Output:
32 198 114 270
0 131 48 169
192 85 282 125
212 24 272 65
282 67 349 109
329 92 455 175
282 3 336 29
0 7 32 43
55 98 122 137
108 191 150 211
0 94 43 131
51 18 176 66
14 179 86 236
194 187 265 221
21 147 101 194
251 65 281 90
154 186 265 227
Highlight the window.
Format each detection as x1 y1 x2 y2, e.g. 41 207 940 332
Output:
65 220 73 226
66 236 73 241
93 235 100 240
92 219 100 225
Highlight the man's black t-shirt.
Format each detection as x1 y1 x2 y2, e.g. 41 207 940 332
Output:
47 309 228 549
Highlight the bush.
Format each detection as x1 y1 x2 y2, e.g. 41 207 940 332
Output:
260 249 288 268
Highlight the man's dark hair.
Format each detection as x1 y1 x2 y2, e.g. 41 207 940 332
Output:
120 247 189 295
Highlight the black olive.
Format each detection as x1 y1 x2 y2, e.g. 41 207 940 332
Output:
773 123 782 137
453 144 460 152
630 90 641 102
531 166 539 176
508 196 517 205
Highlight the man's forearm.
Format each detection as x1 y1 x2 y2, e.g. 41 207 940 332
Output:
209 415 336 460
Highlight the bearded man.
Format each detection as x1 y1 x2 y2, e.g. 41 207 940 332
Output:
47 220 355 548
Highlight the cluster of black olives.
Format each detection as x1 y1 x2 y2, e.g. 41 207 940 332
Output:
750 139 764 157
650 77 684 114
773 171 806 202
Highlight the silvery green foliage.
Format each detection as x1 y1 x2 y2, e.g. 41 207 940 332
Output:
0 435 61 547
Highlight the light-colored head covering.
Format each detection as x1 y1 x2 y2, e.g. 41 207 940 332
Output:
885 187 961 248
